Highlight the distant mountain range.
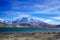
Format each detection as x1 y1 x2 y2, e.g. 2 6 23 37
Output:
55 25 60 28
0 16 56 28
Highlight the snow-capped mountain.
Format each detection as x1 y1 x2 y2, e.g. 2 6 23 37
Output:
11 16 54 28
0 16 54 27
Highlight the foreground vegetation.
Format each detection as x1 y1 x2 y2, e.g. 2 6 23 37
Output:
0 33 60 40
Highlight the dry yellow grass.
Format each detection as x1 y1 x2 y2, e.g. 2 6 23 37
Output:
0 33 60 40
0 34 58 38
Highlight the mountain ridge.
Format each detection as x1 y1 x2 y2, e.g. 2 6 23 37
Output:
0 16 55 28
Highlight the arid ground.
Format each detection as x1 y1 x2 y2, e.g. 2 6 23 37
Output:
0 33 60 40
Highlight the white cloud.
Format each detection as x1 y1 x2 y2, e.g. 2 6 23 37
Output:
0 19 4 21
49 21 60 25
33 17 60 25
4 0 60 15
0 18 10 22
51 16 60 20
42 19 60 25
33 4 60 14
44 19 54 23
32 17 53 24
29 0 60 14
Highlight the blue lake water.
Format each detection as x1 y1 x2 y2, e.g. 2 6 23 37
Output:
0 28 60 34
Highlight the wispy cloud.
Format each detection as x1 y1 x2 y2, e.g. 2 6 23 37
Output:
51 16 60 20
33 16 60 25
0 0 60 25
3 0 60 14
32 1 60 14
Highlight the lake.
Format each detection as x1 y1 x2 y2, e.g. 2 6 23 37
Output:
0 28 60 34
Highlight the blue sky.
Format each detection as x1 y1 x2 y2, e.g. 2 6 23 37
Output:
0 0 60 25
